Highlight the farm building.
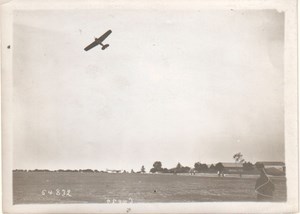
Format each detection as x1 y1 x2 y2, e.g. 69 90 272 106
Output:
255 161 285 176
105 169 122 173
221 162 243 174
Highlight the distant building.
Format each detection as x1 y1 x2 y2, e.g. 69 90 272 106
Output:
255 161 285 175
256 161 285 167
106 169 122 173
221 162 243 174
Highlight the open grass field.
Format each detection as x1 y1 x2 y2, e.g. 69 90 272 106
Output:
13 172 286 204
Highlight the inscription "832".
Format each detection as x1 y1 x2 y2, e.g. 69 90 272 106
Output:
41 189 72 197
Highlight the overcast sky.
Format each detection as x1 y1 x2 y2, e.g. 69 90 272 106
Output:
12 9 284 171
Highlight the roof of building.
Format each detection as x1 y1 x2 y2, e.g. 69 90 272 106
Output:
221 162 243 168
256 161 285 166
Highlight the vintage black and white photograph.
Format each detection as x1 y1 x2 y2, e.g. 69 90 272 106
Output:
1 0 298 213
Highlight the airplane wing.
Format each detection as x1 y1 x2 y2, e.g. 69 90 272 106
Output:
84 41 98 51
98 30 112 43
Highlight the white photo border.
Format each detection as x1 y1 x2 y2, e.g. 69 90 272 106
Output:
1 0 298 213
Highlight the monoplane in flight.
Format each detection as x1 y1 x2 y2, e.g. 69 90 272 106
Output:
84 30 112 51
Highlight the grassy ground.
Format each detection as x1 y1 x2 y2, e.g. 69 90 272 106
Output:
13 172 286 204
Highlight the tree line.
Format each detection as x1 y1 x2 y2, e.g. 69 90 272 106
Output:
149 161 255 174
13 162 255 174
13 152 256 174
13 169 106 173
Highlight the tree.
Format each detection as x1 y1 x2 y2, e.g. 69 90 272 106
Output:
162 168 169 173
243 162 254 171
153 161 162 170
233 152 246 177
202 164 208 171
181 166 191 173
233 152 245 164
176 163 182 169
215 162 224 173
173 163 190 173
150 161 163 173
194 162 201 169
194 162 209 172
150 168 156 173
141 165 145 173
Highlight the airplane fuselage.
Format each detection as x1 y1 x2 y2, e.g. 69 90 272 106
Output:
95 38 104 46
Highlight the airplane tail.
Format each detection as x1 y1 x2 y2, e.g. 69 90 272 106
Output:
102 44 109 50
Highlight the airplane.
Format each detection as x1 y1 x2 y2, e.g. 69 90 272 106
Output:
84 30 112 51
